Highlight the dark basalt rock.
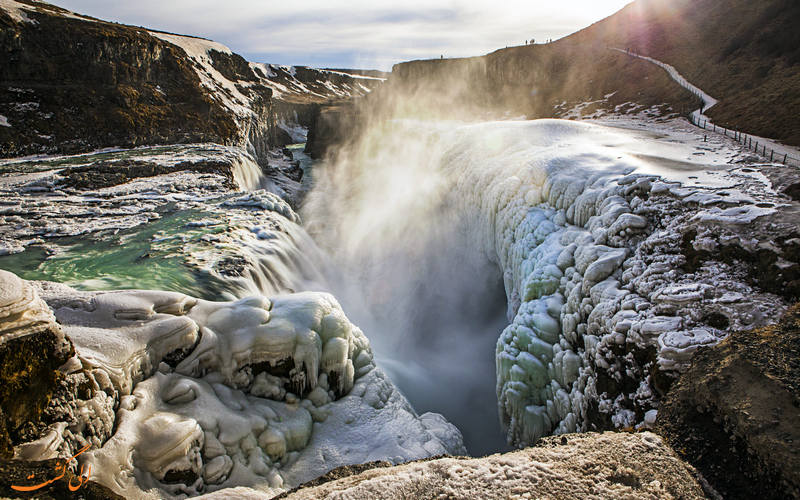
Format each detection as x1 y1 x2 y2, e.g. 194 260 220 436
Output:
0 4 241 158
657 303 800 499
0 272 116 468
0 2 284 163
305 104 360 159
681 228 800 302
0 324 72 460
57 158 239 190
208 49 257 82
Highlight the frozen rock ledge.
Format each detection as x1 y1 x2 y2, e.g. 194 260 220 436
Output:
1 271 464 498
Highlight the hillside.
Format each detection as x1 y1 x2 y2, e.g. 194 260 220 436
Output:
317 0 798 154
570 0 800 146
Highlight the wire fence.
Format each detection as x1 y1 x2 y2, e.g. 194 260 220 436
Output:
688 113 800 168
614 47 800 168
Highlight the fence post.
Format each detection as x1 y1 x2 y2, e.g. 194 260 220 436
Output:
770 150 774 162
784 153 788 164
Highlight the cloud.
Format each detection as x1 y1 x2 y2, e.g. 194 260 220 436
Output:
55 0 632 70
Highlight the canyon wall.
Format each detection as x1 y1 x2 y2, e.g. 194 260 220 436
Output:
0 0 384 162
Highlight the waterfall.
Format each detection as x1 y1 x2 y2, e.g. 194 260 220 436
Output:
302 117 734 449
230 155 271 191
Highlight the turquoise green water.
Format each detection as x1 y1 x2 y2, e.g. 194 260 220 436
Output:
0 208 232 300
0 142 317 300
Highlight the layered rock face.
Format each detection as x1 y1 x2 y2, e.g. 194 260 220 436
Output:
0 0 384 161
0 1 245 158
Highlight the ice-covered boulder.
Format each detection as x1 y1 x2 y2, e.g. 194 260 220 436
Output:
4 277 465 498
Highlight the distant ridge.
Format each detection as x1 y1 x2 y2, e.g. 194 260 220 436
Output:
382 0 799 146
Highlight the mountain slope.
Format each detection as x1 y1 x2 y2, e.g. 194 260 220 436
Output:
354 0 797 148
570 0 800 146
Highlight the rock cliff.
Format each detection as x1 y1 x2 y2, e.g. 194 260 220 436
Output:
0 0 384 162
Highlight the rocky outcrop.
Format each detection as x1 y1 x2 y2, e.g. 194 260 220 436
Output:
276 432 707 500
260 65 384 148
657 304 800 499
305 105 361 159
57 159 238 190
0 269 72 460
0 1 244 158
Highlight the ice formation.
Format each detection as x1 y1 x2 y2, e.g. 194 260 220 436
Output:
28 283 463 497
305 117 789 447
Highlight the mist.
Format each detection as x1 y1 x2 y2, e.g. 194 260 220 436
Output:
301 117 517 454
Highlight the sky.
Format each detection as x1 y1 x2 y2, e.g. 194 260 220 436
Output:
55 0 633 71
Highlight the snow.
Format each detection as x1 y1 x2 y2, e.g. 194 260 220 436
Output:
148 32 253 121
612 48 717 112
613 48 800 164
33 283 464 498
0 0 38 24
320 69 386 82
0 114 10 127
248 62 379 103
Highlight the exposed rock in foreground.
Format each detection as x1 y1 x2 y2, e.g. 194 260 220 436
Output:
0 269 71 459
274 432 706 500
657 304 800 500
